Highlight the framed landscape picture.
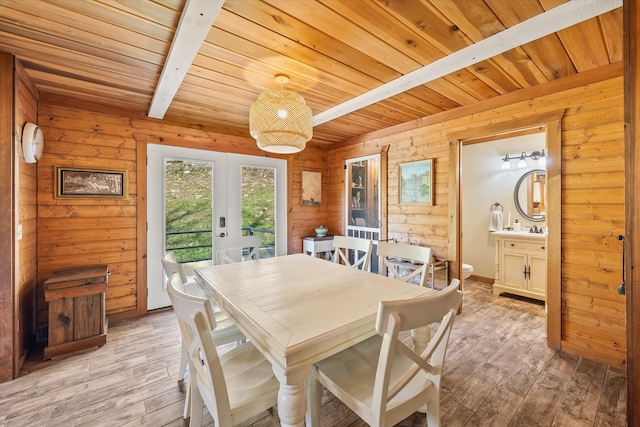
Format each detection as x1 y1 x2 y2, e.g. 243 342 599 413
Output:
302 171 321 206
55 166 128 199
399 159 434 205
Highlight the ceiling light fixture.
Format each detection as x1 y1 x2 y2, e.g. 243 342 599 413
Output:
249 74 312 154
501 150 546 170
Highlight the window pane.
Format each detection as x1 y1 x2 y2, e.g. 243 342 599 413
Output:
165 160 213 263
241 166 275 259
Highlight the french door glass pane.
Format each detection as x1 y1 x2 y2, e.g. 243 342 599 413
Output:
346 156 381 273
165 160 213 263
241 166 276 259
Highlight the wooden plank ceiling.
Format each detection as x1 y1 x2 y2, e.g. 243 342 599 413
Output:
0 0 623 145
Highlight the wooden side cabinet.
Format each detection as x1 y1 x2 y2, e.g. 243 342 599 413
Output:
44 265 109 359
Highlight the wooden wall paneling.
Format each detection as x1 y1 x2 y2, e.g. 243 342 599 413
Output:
0 52 15 382
287 142 330 253
625 0 639 421
14 58 39 372
37 105 139 321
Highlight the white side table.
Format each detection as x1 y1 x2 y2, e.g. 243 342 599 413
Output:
303 235 335 260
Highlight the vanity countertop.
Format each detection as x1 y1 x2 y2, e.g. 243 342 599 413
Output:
491 230 546 239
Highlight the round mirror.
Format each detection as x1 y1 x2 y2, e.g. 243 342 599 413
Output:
514 169 546 222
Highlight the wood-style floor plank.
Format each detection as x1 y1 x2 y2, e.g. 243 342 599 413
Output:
0 280 627 427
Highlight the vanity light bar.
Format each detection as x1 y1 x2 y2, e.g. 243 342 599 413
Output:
501 150 546 170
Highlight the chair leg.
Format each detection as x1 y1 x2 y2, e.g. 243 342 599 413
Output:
189 379 204 426
425 397 440 427
183 376 192 420
306 366 322 427
178 343 188 381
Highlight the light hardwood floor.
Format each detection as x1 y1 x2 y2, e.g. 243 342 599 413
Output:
1 280 627 426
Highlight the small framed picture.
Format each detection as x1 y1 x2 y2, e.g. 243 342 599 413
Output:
55 166 128 199
399 159 434 205
302 171 321 206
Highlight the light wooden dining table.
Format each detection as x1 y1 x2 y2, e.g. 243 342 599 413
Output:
195 253 436 427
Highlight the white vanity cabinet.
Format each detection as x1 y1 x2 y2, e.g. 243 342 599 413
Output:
493 231 546 301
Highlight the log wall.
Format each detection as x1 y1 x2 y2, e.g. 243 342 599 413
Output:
15 59 38 368
328 66 626 368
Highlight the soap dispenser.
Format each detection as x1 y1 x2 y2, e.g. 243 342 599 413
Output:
512 219 521 231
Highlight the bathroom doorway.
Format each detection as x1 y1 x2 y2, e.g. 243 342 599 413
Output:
449 110 564 348
461 133 546 286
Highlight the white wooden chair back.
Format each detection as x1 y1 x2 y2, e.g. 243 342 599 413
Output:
167 273 278 427
332 235 373 271
377 241 432 287
312 279 462 427
162 251 188 284
371 279 462 425
214 235 262 265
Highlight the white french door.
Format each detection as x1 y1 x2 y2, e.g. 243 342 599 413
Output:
147 144 287 310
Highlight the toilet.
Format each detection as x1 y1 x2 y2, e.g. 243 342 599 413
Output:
462 263 474 280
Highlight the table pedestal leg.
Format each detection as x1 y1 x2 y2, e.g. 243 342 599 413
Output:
278 383 306 427
411 325 431 355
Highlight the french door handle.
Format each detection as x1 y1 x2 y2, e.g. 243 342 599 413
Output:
218 232 226 238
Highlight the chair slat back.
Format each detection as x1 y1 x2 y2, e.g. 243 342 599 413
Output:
214 235 262 265
162 251 188 284
166 273 233 427
377 241 432 287
332 235 373 271
372 279 462 422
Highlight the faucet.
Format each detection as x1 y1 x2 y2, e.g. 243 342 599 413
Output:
530 225 539 233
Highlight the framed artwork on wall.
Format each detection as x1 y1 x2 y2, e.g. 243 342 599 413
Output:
55 166 128 199
399 159 434 205
302 171 321 206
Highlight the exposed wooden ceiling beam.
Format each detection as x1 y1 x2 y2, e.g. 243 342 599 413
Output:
312 0 622 127
148 0 224 119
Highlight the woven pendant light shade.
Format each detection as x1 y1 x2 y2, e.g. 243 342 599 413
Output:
249 77 312 154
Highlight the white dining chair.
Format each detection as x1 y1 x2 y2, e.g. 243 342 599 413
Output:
166 273 279 427
377 241 433 287
162 251 189 283
162 252 245 418
310 279 463 427
214 235 262 265
332 235 373 271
